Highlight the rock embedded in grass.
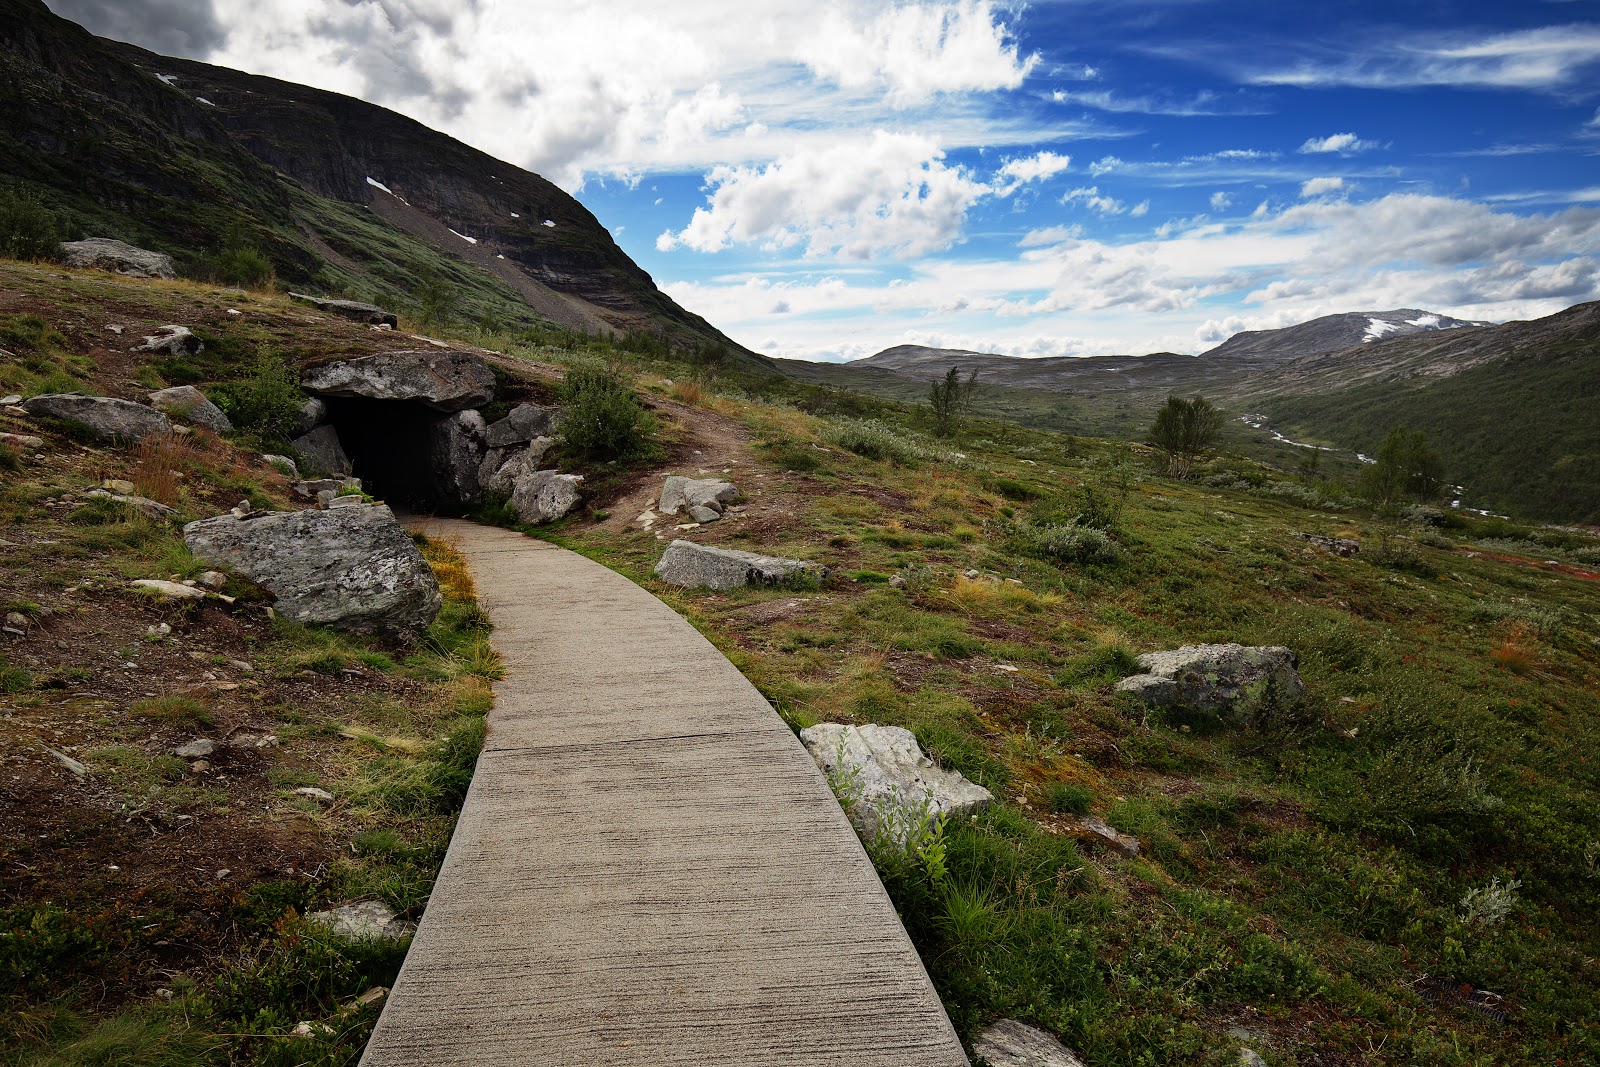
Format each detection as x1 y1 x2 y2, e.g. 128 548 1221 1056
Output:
148 385 232 433
972 1019 1087 1067
654 540 822 591
58 237 175 278
1115 643 1305 725
22 393 173 444
308 900 416 942
133 325 202 359
288 292 399 329
658 474 738 517
798 723 992 845
182 503 442 635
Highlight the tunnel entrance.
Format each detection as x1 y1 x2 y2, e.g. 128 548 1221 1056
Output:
322 396 452 511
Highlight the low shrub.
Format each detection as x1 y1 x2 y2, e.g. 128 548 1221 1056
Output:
558 359 659 462
1045 781 1094 815
211 355 304 441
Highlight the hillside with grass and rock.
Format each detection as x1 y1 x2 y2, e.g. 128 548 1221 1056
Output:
3 251 1600 1066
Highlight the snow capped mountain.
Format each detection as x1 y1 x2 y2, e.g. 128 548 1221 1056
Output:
1360 310 1486 344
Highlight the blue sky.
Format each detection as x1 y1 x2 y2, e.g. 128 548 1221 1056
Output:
52 0 1600 361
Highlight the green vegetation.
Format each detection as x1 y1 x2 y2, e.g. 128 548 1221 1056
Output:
928 366 979 437
1148 394 1223 477
556 358 660 462
0 187 60 261
1360 427 1446 504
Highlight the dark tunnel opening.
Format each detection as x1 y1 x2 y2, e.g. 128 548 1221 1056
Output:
321 397 450 511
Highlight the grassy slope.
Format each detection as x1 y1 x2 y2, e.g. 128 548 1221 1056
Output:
1264 344 1600 525
541 367 1600 1065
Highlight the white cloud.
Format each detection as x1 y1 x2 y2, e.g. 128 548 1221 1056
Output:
797 0 1038 105
657 130 988 258
1050 87 1266 117
1129 200 1150 217
992 150 1071 195
666 192 1600 362
1088 155 1123 177
1244 24 1600 91
1210 191 1232 211
195 0 1047 190
1300 176 1346 198
1299 132 1379 154
1062 185 1125 215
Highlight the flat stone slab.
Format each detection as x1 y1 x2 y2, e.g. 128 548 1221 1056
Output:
59 237 175 279
302 351 495 411
799 723 993 845
972 1019 1086 1067
654 539 822 591
289 292 400 329
22 394 172 444
367 519 967 1067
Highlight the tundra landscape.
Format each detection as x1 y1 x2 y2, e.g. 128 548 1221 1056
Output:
3 2 1599 1066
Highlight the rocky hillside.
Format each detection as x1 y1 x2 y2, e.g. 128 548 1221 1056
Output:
0 0 751 358
1203 309 1489 363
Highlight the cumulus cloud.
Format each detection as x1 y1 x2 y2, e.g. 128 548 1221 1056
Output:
1301 176 1345 198
1299 132 1380 154
112 0 1046 190
657 131 988 259
667 192 1600 361
47 0 228 56
1210 191 1232 211
797 0 1038 105
992 150 1071 195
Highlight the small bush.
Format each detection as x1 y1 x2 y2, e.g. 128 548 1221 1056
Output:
0 189 61 261
1006 520 1120 566
1045 781 1094 815
211 354 304 441
557 359 658 462
821 419 936 466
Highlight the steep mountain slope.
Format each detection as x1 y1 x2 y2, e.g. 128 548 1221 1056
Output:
0 0 752 358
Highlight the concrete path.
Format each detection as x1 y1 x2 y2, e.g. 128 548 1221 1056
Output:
361 519 968 1067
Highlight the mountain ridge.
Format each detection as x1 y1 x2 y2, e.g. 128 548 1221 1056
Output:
0 0 756 360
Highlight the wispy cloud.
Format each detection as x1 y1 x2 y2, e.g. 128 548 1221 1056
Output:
992 150 1072 196
1050 87 1267 117
1301 176 1346 198
1239 24 1600 92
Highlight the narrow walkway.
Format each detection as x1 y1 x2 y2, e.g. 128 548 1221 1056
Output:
361 519 968 1067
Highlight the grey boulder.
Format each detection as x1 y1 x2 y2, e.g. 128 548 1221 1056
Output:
653 540 822 591
59 238 175 279
133 325 202 358
293 397 328 436
22 394 172 444
972 1020 1087 1067
182 504 442 635
688 504 721 524
292 424 353 477
484 403 559 447
509 469 583 524
288 292 399 329
1303 533 1359 557
429 409 487 507
479 437 555 497
1116 643 1305 725
301 350 495 411
798 723 992 845
148 385 231 433
659 475 738 516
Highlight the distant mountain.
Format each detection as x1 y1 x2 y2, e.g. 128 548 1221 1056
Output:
0 0 755 360
776 302 1599 523
1202 309 1489 363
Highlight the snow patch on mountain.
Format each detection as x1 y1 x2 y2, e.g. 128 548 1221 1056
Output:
1363 318 1401 343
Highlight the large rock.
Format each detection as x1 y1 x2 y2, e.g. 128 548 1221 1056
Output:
509 468 583 524
182 504 442 635
798 723 992 845
484 403 559 447
653 540 822 591
133 325 202 358
429 409 487 507
293 397 328 436
658 475 739 516
148 385 231 433
59 238 175 279
301 351 495 411
972 1020 1088 1067
292 424 353 477
479 437 555 496
22 394 172 444
288 292 399 329
1115 643 1305 725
